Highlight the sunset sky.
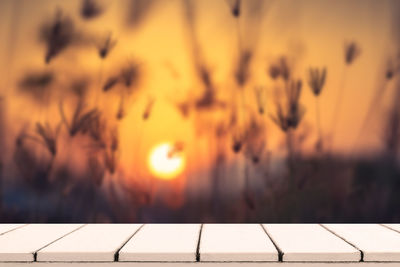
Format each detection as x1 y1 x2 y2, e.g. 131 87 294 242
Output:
0 0 399 198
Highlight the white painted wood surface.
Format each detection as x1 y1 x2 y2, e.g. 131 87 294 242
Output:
37 224 142 262
0 224 82 261
199 224 278 262
382 224 400 233
119 224 200 262
0 224 25 235
1 223 400 264
323 224 400 261
263 224 360 262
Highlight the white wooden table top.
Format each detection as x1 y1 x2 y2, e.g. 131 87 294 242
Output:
0 224 399 267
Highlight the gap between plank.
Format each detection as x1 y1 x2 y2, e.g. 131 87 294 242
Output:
260 224 283 262
34 224 87 262
0 224 27 236
114 224 145 262
319 224 364 262
380 224 400 235
195 224 203 262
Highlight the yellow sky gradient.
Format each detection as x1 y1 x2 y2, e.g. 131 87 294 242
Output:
0 0 398 196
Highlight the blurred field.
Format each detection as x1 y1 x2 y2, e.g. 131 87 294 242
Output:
0 0 400 222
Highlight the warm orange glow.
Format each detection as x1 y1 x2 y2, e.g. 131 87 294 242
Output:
148 142 185 180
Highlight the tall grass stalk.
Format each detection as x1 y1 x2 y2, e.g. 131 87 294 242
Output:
315 97 322 150
352 72 392 154
329 67 347 149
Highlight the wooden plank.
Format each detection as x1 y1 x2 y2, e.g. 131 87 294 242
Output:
262 224 360 262
0 224 25 235
0 224 82 262
383 224 400 233
199 224 278 262
119 224 200 262
37 224 142 262
323 224 400 261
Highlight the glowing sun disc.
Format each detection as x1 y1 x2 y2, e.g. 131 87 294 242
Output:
148 143 185 180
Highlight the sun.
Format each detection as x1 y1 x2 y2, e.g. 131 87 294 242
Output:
148 142 185 180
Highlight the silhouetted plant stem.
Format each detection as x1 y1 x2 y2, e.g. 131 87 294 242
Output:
95 60 104 106
243 159 252 220
352 78 390 154
383 80 400 158
315 97 322 151
0 99 5 213
134 119 146 181
210 134 220 220
235 17 242 54
330 67 347 149
286 129 295 191
3 0 21 96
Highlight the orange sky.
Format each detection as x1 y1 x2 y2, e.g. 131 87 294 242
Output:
0 0 398 196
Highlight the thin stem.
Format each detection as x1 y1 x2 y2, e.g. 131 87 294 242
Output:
96 60 104 107
330 66 347 150
243 159 251 220
286 129 295 191
3 0 22 97
315 97 322 151
210 133 219 219
235 15 246 127
351 78 390 154
236 17 242 54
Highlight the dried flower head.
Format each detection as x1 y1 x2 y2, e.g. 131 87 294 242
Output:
59 100 100 136
344 41 361 65
244 119 266 164
224 0 241 17
110 127 119 152
232 128 246 153
70 77 90 97
18 71 54 102
270 79 305 132
143 97 155 120
286 80 305 128
198 65 213 89
386 57 400 80
121 61 140 90
103 61 141 93
268 56 290 81
126 0 156 28
39 9 76 63
268 64 280 80
194 65 226 109
97 33 117 59
34 122 60 156
235 50 252 87
87 114 107 147
232 140 242 153
176 101 190 118
81 0 103 20
308 67 327 96
387 67 394 80
116 97 126 120
232 0 241 17
270 102 289 132
103 76 120 92
254 86 266 114
104 150 117 174
104 128 119 174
